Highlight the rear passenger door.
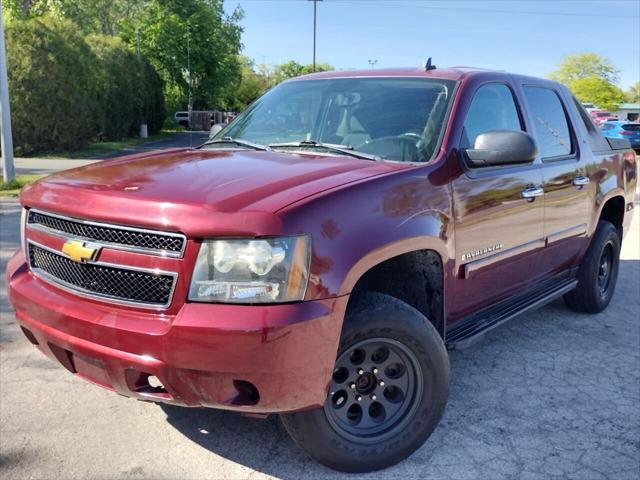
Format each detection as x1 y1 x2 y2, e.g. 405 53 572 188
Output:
522 86 591 275
450 82 545 321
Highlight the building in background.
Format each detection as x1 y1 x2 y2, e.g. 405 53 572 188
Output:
615 103 640 122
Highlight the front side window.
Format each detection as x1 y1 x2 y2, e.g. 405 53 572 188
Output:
210 77 456 162
461 83 523 149
524 86 572 158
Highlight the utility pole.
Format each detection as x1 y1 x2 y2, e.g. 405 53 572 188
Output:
368 59 378 69
0 1 15 182
187 27 192 114
310 0 322 72
136 27 147 138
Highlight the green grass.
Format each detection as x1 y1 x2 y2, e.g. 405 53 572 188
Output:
0 175 43 197
27 130 176 160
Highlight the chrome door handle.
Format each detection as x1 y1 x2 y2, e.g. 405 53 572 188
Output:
573 176 590 187
521 186 544 201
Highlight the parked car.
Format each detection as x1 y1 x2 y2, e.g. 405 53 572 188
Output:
7 66 637 473
591 110 618 126
601 120 640 151
174 111 189 127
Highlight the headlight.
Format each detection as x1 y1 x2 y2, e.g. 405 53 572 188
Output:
188 236 311 304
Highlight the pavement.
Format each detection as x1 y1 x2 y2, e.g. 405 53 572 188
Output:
0 198 638 479
13 132 209 176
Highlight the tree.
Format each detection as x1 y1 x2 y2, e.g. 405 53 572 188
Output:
272 60 333 84
121 0 244 112
623 82 640 103
549 53 624 110
52 0 144 35
569 77 624 111
3 0 143 34
549 52 620 84
222 57 269 111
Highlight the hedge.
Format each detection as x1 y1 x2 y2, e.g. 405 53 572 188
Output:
6 17 165 155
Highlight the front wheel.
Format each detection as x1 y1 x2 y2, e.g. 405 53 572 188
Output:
280 293 449 473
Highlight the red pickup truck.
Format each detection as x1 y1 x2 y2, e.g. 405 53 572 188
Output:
6 66 637 472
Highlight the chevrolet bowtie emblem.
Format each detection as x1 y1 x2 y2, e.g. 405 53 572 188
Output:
62 240 99 263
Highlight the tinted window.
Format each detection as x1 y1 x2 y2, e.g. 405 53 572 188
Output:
461 83 522 149
524 87 572 158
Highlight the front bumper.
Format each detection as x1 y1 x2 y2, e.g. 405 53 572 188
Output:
7 250 347 414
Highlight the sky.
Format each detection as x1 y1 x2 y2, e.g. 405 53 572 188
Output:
224 0 640 90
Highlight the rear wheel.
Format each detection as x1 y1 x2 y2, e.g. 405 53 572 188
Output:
280 293 449 473
564 220 621 313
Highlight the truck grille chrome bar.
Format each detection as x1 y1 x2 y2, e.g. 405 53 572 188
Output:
27 209 186 258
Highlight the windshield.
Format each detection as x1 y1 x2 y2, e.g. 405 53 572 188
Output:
596 112 613 117
212 77 456 162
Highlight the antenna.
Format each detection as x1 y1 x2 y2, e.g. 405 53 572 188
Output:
424 57 436 71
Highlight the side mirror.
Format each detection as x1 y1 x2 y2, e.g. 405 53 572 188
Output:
464 130 537 167
209 124 224 139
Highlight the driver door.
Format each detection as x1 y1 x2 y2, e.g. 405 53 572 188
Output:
450 82 545 321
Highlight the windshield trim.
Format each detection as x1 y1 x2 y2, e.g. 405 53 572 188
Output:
214 77 460 164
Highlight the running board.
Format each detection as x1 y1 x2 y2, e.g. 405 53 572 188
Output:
446 276 578 349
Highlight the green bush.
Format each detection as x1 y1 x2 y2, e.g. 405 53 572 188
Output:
6 17 165 154
140 59 166 135
87 35 141 140
6 16 102 154
87 35 165 139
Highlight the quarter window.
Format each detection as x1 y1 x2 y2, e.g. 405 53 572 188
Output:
524 86 572 158
461 83 523 149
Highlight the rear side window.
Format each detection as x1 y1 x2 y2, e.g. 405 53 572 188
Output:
623 124 640 131
524 86 572 159
461 83 523 149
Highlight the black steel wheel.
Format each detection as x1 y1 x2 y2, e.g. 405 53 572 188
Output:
281 292 450 473
565 220 621 313
597 242 614 296
325 338 422 443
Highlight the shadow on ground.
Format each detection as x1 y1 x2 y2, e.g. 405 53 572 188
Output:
159 260 640 479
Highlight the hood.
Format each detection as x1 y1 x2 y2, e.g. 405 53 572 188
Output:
21 148 405 237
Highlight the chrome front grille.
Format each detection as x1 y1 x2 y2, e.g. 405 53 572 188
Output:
27 209 186 257
28 242 177 308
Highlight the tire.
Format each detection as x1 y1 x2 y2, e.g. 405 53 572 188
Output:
564 220 621 313
280 292 450 473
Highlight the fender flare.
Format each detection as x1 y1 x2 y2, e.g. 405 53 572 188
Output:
338 236 449 296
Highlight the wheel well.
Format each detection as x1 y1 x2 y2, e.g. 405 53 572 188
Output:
600 196 625 235
348 250 444 338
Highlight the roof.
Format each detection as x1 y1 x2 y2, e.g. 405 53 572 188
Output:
604 119 639 124
289 67 563 90
291 66 494 82
617 103 640 109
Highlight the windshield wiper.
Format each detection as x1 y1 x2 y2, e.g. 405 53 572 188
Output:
268 140 381 161
200 137 269 151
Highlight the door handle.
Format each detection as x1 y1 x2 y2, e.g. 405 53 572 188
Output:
573 176 590 187
521 186 544 201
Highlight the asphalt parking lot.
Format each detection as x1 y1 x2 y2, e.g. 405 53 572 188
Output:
1 197 638 480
